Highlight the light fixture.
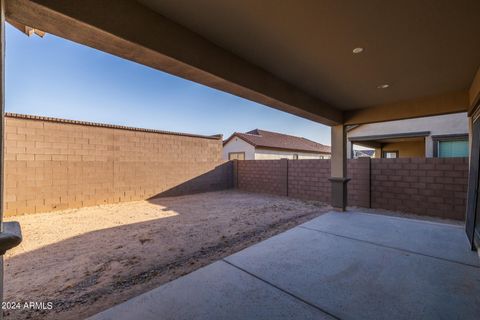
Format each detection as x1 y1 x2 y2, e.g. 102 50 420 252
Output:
352 47 364 54
377 84 390 89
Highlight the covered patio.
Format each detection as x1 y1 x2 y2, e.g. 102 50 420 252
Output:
89 211 480 320
0 1 479 319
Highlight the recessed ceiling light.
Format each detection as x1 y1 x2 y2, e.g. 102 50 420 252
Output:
352 47 364 54
377 84 390 89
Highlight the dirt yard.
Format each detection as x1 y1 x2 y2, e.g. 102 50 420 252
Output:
4 190 330 320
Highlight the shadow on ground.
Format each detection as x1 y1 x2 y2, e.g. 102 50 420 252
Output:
4 190 329 320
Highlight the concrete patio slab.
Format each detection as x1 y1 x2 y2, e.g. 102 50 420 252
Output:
88 260 333 320
90 211 480 320
300 211 479 266
226 213 480 320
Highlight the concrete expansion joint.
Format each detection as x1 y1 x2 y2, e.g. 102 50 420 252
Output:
221 259 341 320
298 225 480 269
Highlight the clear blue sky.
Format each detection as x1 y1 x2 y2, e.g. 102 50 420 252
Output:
5 24 331 145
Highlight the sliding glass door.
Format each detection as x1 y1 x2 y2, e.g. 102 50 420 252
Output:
466 113 480 249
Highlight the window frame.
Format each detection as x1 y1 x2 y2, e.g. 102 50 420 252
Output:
382 150 399 159
228 152 245 160
432 134 469 158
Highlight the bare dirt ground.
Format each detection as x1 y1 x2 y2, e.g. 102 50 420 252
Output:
4 190 330 320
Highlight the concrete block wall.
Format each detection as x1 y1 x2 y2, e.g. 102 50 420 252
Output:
288 159 331 203
347 157 371 208
4 114 229 216
370 157 468 220
237 159 287 195
5 113 469 221
236 157 468 220
236 159 367 206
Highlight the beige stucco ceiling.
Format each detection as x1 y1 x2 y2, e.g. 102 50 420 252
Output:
138 0 480 110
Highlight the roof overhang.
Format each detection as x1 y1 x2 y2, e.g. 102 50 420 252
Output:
5 0 480 126
6 0 342 125
223 133 251 147
349 131 431 142
349 131 430 148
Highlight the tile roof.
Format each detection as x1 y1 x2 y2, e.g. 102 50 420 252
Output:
224 129 331 153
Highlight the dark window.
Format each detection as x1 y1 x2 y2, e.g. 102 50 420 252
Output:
293 154 299 160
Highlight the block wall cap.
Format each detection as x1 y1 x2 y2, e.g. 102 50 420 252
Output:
5 113 222 141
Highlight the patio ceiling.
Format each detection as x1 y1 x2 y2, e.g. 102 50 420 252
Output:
349 131 429 148
5 0 480 125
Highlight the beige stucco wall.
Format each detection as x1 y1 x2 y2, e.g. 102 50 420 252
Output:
348 112 468 158
381 141 425 158
223 137 331 160
254 148 330 160
222 137 255 160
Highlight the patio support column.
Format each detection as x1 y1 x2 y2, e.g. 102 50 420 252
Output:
329 125 350 211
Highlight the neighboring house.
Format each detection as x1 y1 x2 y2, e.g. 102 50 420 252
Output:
223 129 331 160
347 113 468 159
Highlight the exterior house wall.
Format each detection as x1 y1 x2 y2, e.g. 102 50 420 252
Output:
222 137 255 160
381 141 425 158
5 114 231 216
254 148 330 160
348 112 468 158
223 138 330 160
